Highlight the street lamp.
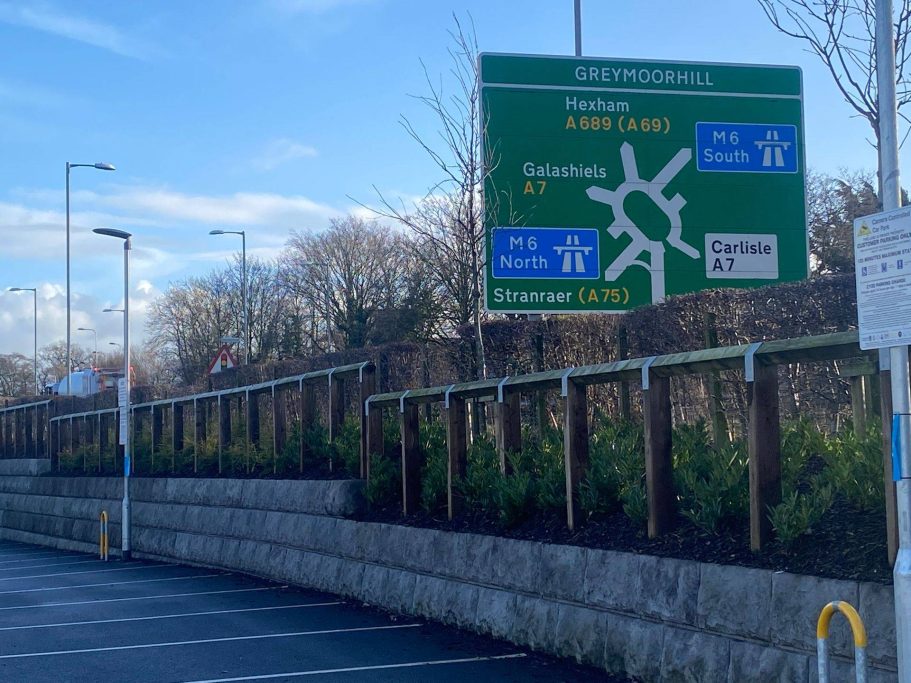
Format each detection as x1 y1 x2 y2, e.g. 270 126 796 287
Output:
77 327 97 368
209 229 248 364
66 161 115 395
8 287 37 395
103 308 124 313
299 260 332 352
93 227 132 561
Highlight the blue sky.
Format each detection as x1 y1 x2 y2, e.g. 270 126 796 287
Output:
0 0 899 356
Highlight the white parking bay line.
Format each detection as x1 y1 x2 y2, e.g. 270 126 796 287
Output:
0 585 282 611
0 553 73 564
0 572 222 595
0 563 162 582
0 601 342 631
0 558 99 572
182 654 528 682
0 623 421 660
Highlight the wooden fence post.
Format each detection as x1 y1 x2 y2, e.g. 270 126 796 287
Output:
618 325 631 421
273 388 286 474
96 413 104 472
495 388 521 474
194 399 206 473
329 372 345 442
299 382 315 473
703 312 729 448
152 405 163 472
401 400 421 515
881 362 899 565
360 365 378 479
247 391 260 455
218 396 230 474
365 402 383 481
564 378 589 531
644 371 675 537
748 362 782 551
36 405 46 459
172 403 184 469
24 408 34 458
446 394 467 520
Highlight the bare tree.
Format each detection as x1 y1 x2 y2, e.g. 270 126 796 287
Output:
282 217 438 350
365 14 489 380
38 341 91 387
147 258 301 383
0 353 33 397
757 0 911 155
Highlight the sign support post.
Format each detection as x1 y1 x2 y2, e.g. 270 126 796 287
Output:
875 0 911 677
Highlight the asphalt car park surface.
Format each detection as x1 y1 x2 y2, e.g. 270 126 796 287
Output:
0 541 614 682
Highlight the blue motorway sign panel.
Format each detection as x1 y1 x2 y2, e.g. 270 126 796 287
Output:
695 122 798 173
492 228 599 279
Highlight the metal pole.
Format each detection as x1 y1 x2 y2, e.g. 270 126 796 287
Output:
877 1 911 678
32 290 37 395
325 262 331 352
122 237 132 561
65 163 71 396
574 0 582 56
242 231 248 365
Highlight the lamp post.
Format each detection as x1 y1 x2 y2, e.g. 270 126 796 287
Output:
65 162 115 396
93 227 132 561
300 260 332 352
77 327 97 368
8 287 37 395
209 230 248 364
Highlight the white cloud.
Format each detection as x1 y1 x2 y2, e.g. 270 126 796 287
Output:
253 138 318 172
0 2 159 60
97 186 340 229
136 280 154 295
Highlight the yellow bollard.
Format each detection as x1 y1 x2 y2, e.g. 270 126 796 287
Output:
817 601 867 683
99 510 109 561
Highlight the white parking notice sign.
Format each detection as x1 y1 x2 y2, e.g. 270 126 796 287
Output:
854 206 911 349
118 378 128 445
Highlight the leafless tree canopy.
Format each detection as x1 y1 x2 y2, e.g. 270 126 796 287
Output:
366 14 488 379
282 216 440 350
757 0 911 140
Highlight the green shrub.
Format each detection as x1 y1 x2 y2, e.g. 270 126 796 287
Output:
459 434 500 511
420 419 448 514
331 416 362 476
769 484 834 545
494 452 534 527
366 451 400 508
674 421 749 532
822 425 884 511
523 427 566 513
581 419 644 519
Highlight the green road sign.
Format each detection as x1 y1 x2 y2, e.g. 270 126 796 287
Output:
481 53 808 313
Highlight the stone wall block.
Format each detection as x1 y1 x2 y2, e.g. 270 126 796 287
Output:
552 602 608 668
539 543 588 602
697 563 772 640
491 538 542 593
603 612 665 681
728 640 810 683
660 627 731 683
511 595 559 652
636 555 701 625
474 586 517 639
772 572 858 658
860 582 897 669
583 548 641 613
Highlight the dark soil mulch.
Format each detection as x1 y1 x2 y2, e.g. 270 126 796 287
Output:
358 497 893 585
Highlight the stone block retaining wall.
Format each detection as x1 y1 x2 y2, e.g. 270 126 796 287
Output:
0 470 897 682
